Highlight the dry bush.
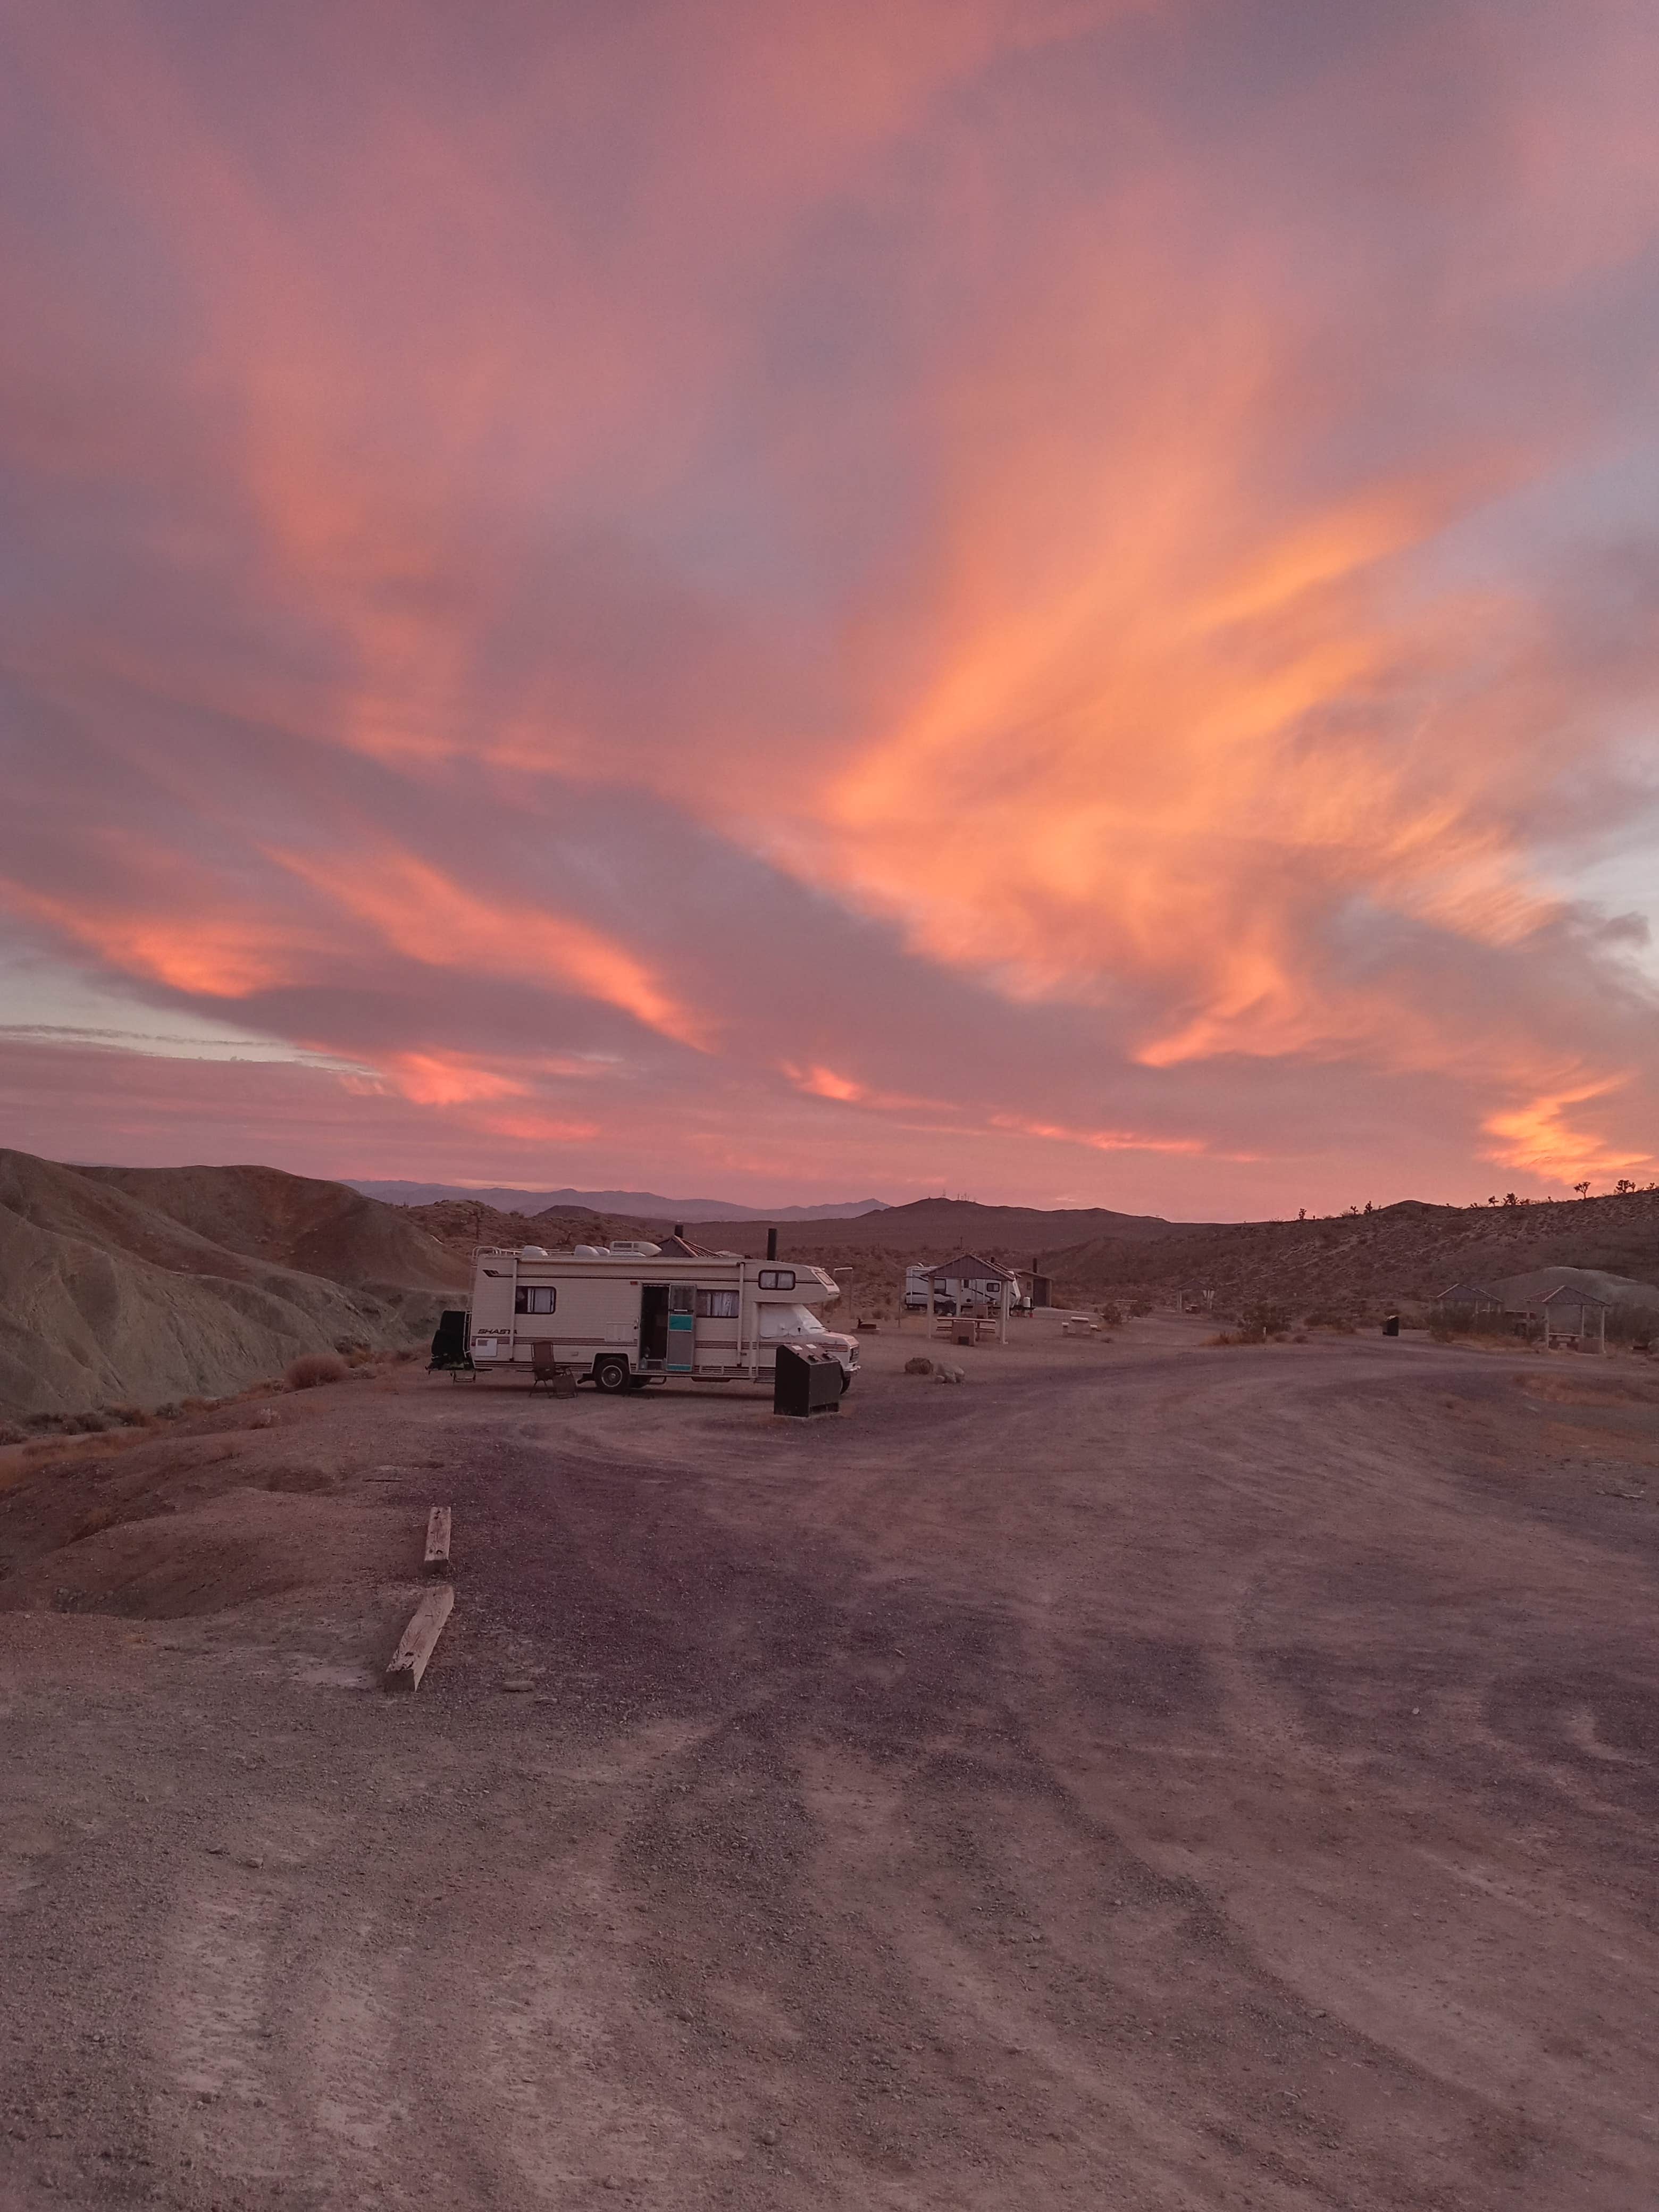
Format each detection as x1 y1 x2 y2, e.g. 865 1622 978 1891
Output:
1099 1301 1124 1328
64 1410 110 1434
286 1352 348 1390
0 1421 25 1447
152 1402 182 1421
903 1355 934 1376
103 1404 149 1427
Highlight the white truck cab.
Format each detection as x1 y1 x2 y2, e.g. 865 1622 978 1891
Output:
463 1242 858 1393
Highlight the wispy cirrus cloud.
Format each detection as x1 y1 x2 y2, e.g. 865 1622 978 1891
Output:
1 1 1657 1210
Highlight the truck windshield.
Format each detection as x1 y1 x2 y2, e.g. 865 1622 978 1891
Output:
758 1303 828 1338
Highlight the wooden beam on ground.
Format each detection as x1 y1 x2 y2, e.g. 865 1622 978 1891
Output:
384 1584 455 1692
423 1504 453 1578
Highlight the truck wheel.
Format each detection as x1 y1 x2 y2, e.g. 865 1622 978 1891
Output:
593 1357 631 1394
841 1371 853 1394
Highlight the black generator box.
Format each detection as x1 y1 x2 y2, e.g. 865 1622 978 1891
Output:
774 1342 843 1418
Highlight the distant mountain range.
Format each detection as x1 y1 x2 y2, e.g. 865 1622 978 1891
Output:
346 1181 892 1222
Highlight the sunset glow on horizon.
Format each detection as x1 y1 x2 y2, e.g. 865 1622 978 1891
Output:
3 1 1658 1215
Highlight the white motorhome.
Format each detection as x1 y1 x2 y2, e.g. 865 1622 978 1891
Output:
464 1241 859 1394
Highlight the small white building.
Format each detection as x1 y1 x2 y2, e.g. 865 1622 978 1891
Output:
904 1253 1022 1312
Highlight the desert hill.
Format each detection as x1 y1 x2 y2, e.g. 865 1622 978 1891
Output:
659 1191 1659 1320
8 1146 1657 1420
410 1185 1659 1323
0 1151 464 1421
676 1196 1180 1256
81 1161 460 1291
1044 1192 1659 1317
354 1179 889 1220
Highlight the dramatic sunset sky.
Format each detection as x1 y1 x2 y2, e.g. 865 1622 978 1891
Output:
3 1 1658 1214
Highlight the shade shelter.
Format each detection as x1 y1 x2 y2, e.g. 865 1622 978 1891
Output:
1540 1285 1608 1352
1434 1282 1503 1316
925 1253 1019 1344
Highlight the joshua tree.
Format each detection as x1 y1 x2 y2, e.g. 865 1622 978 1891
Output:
1573 1180 1591 1200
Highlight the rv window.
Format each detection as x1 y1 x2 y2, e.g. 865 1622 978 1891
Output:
514 1286 557 1314
757 1269 795 1291
695 1288 739 1319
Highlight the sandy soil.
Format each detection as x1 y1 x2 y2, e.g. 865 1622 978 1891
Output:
2 1318 1657 2210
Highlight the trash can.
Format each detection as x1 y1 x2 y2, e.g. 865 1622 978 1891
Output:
428 1310 473 1372
774 1342 843 1418
1382 1313 1400 1337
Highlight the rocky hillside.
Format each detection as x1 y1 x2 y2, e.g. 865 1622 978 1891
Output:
653 1191 1659 1322
0 1151 465 1420
1047 1191 1659 1318
408 1186 1659 1325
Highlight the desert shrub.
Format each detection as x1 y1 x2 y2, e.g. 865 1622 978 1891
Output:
152 1402 182 1421
64 1410 110 1434
286 1353 348 1390
104 1404 148 1427
1237 1303 1291 1340
1128 1297 1152 1317
0 1421 25 1446
1099 1302 1124 1328
1303 1309 1357 1334
24 1411 67 1432
903 1355 935 1376
1428 1316 1456 1344
180 1396 217 1414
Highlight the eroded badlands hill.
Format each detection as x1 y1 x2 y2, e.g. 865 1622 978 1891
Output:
0 1151 464 1420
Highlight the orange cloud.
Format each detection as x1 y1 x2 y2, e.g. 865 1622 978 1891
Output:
380 1052 530 1107
271 849 710 1051
987 1115 1212 1159
4 1 1658 1215
0 882 308 999
1482 1080 1658 1185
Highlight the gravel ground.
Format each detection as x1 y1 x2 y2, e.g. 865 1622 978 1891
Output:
2 1317 1657 2210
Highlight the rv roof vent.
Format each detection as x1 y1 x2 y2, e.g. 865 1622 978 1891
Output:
572 1243 608 1258
518 1245 550 1259
608 1239 661 1258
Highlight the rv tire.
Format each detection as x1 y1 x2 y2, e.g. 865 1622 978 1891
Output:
593 1356 631 1394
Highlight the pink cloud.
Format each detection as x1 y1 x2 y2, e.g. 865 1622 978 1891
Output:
1 2 1657 1211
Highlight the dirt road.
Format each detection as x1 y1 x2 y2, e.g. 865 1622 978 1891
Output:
3 1320 1657 2209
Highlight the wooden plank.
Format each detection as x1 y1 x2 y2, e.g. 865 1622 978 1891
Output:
423 1504 453 1578
384 1584 455 1692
